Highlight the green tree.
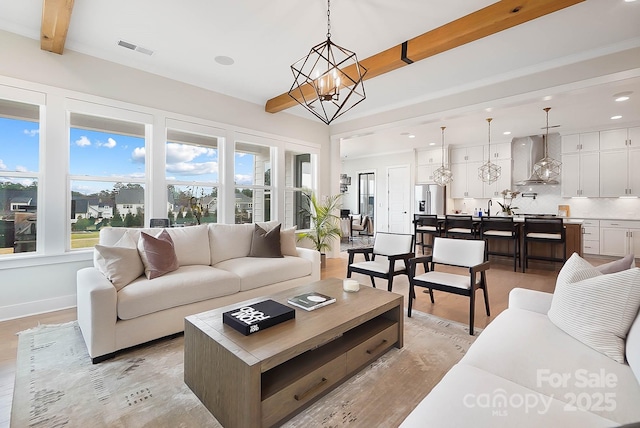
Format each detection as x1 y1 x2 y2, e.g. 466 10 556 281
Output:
124 212 135 227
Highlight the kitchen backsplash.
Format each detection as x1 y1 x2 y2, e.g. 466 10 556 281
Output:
453 183 640 219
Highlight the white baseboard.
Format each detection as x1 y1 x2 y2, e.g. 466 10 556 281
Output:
0 294 77 322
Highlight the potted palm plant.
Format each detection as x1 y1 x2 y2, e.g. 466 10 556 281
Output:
298 191 343 268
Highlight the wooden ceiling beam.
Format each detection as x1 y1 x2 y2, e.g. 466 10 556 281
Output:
265 0 585 114
41 0 75 54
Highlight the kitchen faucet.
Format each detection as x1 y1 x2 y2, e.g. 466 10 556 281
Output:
487 199 493 216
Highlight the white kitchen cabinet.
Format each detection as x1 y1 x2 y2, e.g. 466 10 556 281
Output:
450 145 484 164
599 128 637 151
600 148 640 197
599 220 640 257
482 158 512 198
484 142 511 160
562 132 599 154
416 164 439 183
450 162 483 198
561 152 599 197
416 148 443 165
581 220 600 255
415 147 448 184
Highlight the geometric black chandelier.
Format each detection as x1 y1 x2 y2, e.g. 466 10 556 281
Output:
288 0 367 124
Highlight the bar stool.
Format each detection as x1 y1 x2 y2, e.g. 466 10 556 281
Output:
413 214 441 254
522 217 566 273
444 215 477 239
480 217 520 271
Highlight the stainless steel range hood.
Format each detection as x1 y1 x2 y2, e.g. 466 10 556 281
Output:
512 134 560 186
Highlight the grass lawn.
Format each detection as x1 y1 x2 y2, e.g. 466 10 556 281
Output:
71 231 100 249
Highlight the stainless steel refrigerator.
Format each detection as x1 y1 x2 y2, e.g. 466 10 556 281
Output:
415 184 445 215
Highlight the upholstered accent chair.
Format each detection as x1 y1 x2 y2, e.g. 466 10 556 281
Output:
408 237 490 335
347 232 414 292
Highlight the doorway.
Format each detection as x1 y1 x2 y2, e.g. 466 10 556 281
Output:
387 165 411 233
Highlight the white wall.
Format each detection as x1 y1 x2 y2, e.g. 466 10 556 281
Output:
0 30 331 321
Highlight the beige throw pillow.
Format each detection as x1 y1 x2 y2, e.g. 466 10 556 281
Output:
281 226 298 256
549 253 640 363
94 232 144 290
138 230 179 279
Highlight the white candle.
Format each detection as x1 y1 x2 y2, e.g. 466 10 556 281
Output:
343 279 359 292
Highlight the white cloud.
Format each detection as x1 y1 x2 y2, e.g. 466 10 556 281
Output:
236 153 247 158
75 136 91 147
235 174 253 185
166 143 216 164
131 147 146 163
166 161 218 176
23 129 39 137
100 137 117 149
15 165 28 172
0 159 6 170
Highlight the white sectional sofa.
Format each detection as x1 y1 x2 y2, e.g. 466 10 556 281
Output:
77 222 320 363
401 283 640 427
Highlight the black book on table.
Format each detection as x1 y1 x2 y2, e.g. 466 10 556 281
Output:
222 299 295 336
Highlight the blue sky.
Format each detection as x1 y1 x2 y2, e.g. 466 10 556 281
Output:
1 117 256 195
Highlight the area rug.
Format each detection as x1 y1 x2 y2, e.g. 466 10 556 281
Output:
11 311 479 428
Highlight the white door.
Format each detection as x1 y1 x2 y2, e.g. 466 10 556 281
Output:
387 165 411 234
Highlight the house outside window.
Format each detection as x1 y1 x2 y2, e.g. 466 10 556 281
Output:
0 98 40 256
285 151 313 229
165 126 220 226
69 111 147 249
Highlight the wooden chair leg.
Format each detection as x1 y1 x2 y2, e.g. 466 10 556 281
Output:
370 276 376 288
428 288 434 303
482 275 490 316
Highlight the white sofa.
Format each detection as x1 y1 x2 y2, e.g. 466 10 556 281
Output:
401 286 640 427
77 222 320 363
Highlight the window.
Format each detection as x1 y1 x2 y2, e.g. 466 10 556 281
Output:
235 141 272 224
166 127 219 226
285 151 313 229
0 98 40 255
69 112 147 249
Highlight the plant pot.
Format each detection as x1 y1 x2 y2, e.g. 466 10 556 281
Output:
320 253 326 269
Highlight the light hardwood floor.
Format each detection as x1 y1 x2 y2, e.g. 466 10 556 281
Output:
0 251 608 427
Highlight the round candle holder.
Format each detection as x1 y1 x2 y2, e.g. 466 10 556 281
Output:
343 279 360 293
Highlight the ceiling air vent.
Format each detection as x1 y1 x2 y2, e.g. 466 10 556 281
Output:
117 40 154 56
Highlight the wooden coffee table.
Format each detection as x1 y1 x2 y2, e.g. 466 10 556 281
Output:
184 278 403 428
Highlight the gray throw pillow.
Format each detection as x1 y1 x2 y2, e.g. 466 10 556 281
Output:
249 224 283 258
596 254 635 274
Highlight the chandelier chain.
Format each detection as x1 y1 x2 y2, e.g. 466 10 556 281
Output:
326 0 331 39
441 126 446 166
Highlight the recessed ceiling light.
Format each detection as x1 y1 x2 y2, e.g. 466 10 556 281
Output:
408 134 416 139
624 0 637 3
215 56 235 66
614 91 632 102
429 142 436 146
503 131 511 135
611 115 623 120
543 95 553 101
485 107 493 112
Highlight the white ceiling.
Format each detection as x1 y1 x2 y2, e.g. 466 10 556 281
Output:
0 0 639 158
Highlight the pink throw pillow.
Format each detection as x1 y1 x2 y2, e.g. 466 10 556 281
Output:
138 230 179 279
